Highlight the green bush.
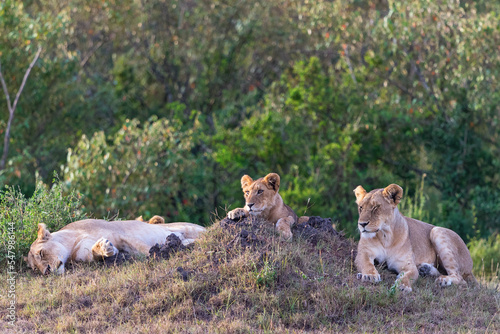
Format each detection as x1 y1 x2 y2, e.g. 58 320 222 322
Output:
63 115 213 224
0 178 86 268
468 234 500 277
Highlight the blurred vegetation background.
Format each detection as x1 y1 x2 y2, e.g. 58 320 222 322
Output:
0 0 498 273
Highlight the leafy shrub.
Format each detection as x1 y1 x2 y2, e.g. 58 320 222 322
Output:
468 234 500 277
63 115 214 224
0 178 85 267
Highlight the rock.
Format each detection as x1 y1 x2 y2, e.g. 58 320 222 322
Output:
177 266 192 281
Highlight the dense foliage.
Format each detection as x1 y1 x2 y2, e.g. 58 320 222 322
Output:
0 0 499 252
0 178 86 265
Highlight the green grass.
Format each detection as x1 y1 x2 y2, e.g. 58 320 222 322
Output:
1 219 499 333
0 178 86 266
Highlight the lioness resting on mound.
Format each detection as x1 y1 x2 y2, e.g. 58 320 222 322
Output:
353 184 476 292
227 173 306 239
24 218 205 275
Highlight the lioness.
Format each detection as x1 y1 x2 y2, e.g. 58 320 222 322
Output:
227 173 304 239
354 184 476 292
24 219 205 275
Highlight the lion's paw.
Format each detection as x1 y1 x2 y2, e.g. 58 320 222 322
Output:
93 237 118 257
227 208 248 221
276 217 293 241
398 283 413 292
357 273 381 283
418 263 440 277
435 275 459 287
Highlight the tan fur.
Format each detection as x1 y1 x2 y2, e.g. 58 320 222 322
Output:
227 173 305 239
353 184 476 292
135 215 165 224
24 219 205 275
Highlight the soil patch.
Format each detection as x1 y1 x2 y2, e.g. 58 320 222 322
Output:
149 233 188 260
101 251 132 266
220 214 341 248
292 216 339 245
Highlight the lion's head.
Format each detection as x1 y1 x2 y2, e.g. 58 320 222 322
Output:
24 224 66 275
353 184 403 238
240 173 281 216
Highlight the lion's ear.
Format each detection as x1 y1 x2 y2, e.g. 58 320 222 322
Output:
37 223 51 241
241 175 253 189
23 256 28 263
382 184 403 206
353 186 367 204
263 173 280 192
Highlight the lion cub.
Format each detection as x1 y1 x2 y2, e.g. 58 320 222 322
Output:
227 173 301 239
354 184 476 292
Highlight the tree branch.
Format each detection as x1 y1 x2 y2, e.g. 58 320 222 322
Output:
12 46 42 113
0 62 13 115
80 40 104 68
343 44 357 84
0 46 42 170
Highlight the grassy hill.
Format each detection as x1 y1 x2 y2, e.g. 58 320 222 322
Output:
1 218 499 333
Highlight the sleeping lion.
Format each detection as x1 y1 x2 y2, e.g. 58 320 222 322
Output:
354 184 477 292
24 217 205 275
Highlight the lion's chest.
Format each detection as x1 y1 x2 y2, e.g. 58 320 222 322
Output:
370 239 413 273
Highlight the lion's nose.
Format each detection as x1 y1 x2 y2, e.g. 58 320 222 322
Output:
247 203 254 209
359 222 369 228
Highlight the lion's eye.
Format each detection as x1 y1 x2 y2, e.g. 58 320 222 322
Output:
245 191 250 196
359 206 363 212
257 189 263 195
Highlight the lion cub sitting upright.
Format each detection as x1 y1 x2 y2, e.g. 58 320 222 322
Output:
227 173 300 239
354 184 476 292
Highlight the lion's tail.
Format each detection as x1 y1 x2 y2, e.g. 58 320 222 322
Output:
463 272 479 288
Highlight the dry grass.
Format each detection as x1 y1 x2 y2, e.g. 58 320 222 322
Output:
1 220 499 333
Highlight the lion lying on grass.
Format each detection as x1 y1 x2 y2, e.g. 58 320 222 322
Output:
227 173 307 239
354 184 477 292
24 218 205 275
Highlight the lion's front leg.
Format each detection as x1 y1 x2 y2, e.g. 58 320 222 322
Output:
355 250 381 283
227 208 249 220
91 237 118 260
276 216 294 240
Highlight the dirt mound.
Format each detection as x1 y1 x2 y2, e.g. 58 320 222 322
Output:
220 214 340 248
292 216 339 245
227 228 263 249
219 216 266 250
149 233 187 260
176 266 192 281
102 251 132 266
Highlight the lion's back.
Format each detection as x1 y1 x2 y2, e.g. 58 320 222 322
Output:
61 219 151 235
